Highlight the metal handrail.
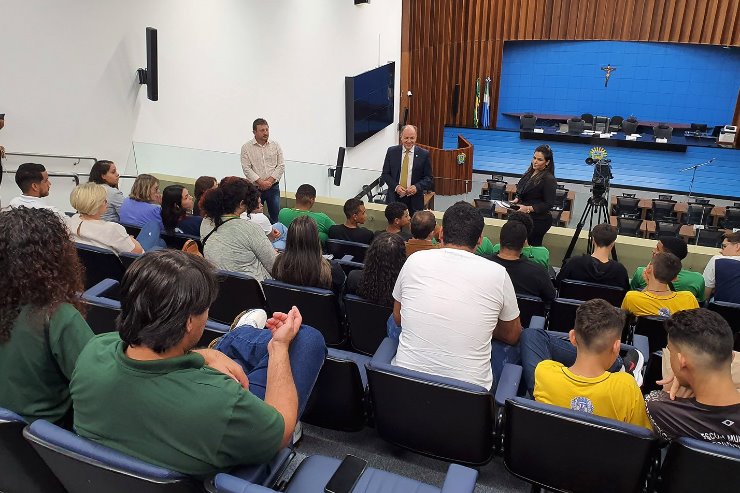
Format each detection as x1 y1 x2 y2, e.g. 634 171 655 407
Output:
1 169 138 187
3 152 98 165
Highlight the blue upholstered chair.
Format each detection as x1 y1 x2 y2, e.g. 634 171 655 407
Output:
365 337 521 465
503 397 660 493
75 243 126 289
262 279 345 346
23 419 293 493
301 348 370 432
558 279 626 307
214 455 478 493
344 294 393 355
0 408 66 493
659 437 740 493
82 278 227 346
324 239 369 263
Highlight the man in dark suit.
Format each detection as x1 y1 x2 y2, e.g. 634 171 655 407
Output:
381 125 433 216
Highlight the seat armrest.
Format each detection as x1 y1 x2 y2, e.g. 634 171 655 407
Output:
631 335 650 365
340 254 354 262
528 315 546 330
213 474 275 493
205 320 230 333
440 464 479 493
82 278 120 301
370 337 398 365
494 364 522 406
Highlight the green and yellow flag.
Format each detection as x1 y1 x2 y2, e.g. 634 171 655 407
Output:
473 77 481 128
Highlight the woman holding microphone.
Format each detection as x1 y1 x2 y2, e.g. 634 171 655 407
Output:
511 144 557 246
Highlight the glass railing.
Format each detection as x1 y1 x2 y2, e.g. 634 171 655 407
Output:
131 142 383 201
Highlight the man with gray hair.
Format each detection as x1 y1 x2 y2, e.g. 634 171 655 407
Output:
381 125 433 216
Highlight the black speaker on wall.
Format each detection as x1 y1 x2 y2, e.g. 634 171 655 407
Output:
334 147 346 186
452 84 460 116
354 0 370 4
137 27 158 101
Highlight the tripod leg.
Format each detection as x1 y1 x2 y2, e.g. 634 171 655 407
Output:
564 199 594 263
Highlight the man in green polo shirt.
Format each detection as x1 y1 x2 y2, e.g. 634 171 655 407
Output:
277 183 335 243
487 211 551 268
630 236 705 302
70 250 326 478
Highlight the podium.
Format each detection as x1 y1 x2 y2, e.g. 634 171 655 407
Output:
418 135 473 196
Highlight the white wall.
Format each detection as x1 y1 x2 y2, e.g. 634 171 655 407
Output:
0 0 402 199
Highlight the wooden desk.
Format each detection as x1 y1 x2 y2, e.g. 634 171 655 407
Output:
503 112 693 130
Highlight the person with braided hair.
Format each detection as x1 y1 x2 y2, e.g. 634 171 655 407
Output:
0 207 94 426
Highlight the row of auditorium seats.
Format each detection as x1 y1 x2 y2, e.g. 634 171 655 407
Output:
5 335 738 492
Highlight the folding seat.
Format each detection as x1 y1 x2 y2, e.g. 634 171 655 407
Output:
344 294 393 355
515 293 546 328
160 231 203 253
503 397 660 493
75 243 126 289
558 279 626 307
324 239 369 263
24 419 293 493
659 437 740 493
546 297 583 332
0 408 65 493
301 348 370 432
365 337 521 465
262 280 345 346
214 455 478 493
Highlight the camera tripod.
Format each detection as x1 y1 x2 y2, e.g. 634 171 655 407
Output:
562 193 617 263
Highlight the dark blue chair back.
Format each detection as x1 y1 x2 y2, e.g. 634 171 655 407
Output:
558 279 626 307
659 437 740 493
82 299 121 335
209 270 268 326
23 419 203 493
516 294 546 328
365 338 497 465
75 243 125 290
344 294 393 355
503 397 659 493
302 349 369 432
262 280 344 346
324 239 369 263
546 298 583 332
0 408 66 493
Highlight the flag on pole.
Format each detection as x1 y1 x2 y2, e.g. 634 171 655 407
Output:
482 77 491 129
473 78 481 128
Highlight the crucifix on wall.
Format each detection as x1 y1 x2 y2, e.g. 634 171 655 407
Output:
600 64 616 87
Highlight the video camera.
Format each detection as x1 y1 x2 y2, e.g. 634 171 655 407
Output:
585 147 613 199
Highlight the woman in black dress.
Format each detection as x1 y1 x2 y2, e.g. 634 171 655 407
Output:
512 144 557 246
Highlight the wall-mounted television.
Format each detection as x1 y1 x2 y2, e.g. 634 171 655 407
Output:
345 62 395 147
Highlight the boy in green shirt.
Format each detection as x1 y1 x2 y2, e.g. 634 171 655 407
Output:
630 237 705 302
277 183 335 243
486 211 551 267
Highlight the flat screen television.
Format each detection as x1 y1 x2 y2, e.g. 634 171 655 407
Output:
345 62 395 147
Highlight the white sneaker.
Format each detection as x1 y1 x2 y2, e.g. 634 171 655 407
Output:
230 309 268 331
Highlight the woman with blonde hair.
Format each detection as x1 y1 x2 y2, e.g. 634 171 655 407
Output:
67 182 144 254
119 174 163 228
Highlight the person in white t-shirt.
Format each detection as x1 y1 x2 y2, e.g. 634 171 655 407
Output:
391 201 522 390
241 196 287 250
7 162 66 219
67 182 143 255
703 231 740 304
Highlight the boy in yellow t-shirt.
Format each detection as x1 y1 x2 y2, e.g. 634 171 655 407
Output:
534 299 652 428
622 252 699 318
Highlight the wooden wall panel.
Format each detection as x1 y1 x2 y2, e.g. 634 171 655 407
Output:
402 0 740 148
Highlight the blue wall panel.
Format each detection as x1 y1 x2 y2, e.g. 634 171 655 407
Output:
498 41 740 130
